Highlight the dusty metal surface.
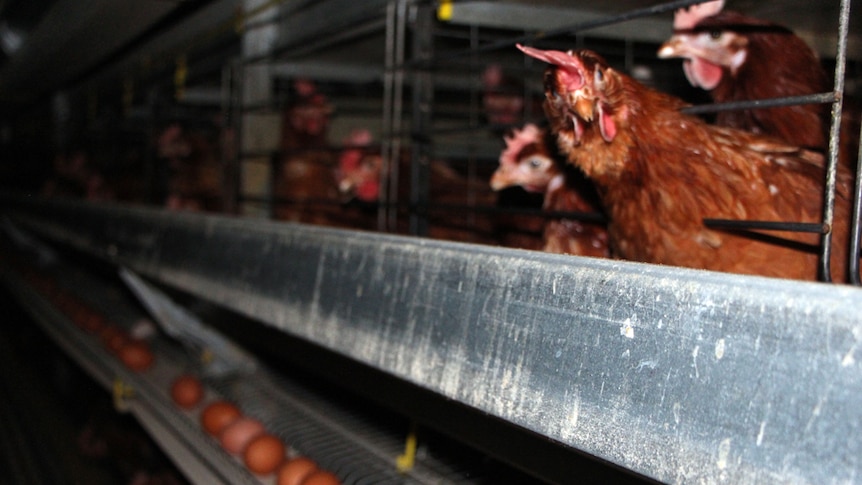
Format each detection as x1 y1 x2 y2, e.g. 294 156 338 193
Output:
4 195 862 484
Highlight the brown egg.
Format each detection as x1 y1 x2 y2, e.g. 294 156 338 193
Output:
100 325 129 354
60 297 81 319
301 470 340 485
80 310 106 334
201 401 241 436
277 457 318 485
243 433 286 475
219 417 265 454
118 339 154 372
71 302 104 333
170 374 204 409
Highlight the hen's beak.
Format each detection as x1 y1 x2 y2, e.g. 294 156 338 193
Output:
657 36 685 59
490 168 512 191
338 177 355 194
657 34 712 64
574 96 595 122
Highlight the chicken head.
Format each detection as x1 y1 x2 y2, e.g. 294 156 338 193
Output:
518 45 636 179
336 129 382 203
658 14 757 89
490 123 558 193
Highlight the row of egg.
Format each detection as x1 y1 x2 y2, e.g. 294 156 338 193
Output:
172 374 341 484
23 267 341 485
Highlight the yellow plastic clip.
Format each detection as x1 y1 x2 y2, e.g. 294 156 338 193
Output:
396 422 418 473
201 348 214 366
437 0 453 21
174 55 188 101
113 377 134 413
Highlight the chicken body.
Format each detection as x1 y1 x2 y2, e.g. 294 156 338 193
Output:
482 64 527 129
490 123 608 257
658 10 830 152
157 124 223 212
273 82 372 228
336 129 499 243
519 45 854 282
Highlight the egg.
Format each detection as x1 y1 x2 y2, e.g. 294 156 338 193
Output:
219 417 265 454
100 325 128 354
75 303 105 333
301 470 340 485
82 311 106 334
276 457 318 485
118 339 154 371
201 401 241 436
243 433 285 475
170 374 204 409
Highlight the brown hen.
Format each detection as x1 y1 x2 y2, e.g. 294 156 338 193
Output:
336 129 499 244
657 3 831 152
490 123 608 257
519 45 855 282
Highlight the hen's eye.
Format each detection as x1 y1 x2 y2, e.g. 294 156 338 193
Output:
528 158 544 169
594 68 605 89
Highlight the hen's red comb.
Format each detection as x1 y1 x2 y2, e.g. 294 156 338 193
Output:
500 123 543 167
338 129 374 171
674 0 724 30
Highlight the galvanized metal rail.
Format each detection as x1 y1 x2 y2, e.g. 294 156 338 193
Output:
3 194 862 484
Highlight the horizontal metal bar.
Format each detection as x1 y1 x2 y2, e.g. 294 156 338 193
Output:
703 218 827 234
681 93 836 115
242 1 388 65
445 203 609 224
3 194 862 484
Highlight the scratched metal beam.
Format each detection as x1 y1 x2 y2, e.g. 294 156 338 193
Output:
4 194 862 484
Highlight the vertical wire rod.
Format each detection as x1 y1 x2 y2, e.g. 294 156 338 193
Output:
820 0 852 282
850 107 862 285
380 0 397 232
390 0 408 233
